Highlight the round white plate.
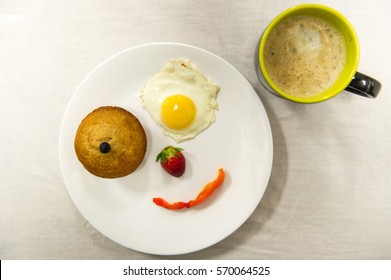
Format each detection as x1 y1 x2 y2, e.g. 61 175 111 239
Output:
59 42 273 255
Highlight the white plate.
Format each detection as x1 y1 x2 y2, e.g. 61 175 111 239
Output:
59 42 273 255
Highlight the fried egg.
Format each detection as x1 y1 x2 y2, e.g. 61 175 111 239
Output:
140 58 220 143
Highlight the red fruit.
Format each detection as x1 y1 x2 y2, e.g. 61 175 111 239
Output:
156 146 186 177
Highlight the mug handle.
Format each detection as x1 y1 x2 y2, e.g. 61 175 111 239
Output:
346 72 382 98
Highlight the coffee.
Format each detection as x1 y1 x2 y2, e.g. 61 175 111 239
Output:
263 14 346 98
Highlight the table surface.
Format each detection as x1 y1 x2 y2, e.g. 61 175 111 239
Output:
1 0 390 260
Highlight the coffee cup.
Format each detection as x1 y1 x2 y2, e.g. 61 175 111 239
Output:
256 4 381 103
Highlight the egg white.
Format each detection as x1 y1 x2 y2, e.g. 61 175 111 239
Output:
140 58 220 143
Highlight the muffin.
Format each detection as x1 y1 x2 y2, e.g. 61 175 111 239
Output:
74 106 147 178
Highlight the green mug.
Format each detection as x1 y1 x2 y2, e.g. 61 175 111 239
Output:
256 4 381 103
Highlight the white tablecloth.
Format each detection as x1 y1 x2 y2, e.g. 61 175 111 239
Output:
1 0 390 259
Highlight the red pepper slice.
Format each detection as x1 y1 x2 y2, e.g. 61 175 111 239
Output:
153 168 225 210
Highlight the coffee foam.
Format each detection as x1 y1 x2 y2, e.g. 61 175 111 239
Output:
264 15 347 98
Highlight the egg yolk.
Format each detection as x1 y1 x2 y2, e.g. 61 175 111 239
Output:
161 94 196 130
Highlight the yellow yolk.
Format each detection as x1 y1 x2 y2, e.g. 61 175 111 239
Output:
161 95 196 130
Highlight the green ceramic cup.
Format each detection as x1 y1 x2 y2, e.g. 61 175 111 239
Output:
257 4 381 103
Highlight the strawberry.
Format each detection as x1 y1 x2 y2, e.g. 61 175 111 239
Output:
156 146 186 177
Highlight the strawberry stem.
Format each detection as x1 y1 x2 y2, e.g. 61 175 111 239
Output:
156 146 184 163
